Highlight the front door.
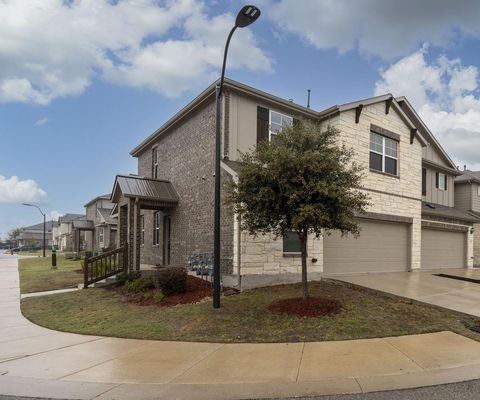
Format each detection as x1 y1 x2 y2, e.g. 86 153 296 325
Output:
163 215 171 265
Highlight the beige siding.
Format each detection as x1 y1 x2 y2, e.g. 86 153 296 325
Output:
424 167 455 207
228 92 258 159
454 183 472 211
471 183 480 212
474 223 480 266
422 144 450 167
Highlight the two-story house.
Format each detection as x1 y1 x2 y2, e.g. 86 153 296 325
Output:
84 194 117 252
455 169 480 267
52 213 87 251
110 79 477 288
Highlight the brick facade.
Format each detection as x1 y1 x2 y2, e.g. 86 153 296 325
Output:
135 100 234 273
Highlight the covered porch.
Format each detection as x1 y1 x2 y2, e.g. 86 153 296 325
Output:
111 175 179 272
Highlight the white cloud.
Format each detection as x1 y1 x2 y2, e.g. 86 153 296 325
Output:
374 49 480 170
35 117 48 126
0 0 272 104
0 176 47 204
268 0 480 58
49 210 64 221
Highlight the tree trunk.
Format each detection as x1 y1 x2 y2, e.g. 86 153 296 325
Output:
300 233 308 300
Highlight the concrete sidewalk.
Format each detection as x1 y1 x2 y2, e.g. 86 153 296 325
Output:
2 255 480 400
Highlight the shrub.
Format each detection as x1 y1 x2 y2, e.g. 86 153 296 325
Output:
153 291 165 302
124 276 155 293
116 271 141 286
154 267 187 296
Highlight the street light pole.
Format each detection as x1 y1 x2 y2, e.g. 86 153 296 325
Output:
213 5 261 309
22 203 46 258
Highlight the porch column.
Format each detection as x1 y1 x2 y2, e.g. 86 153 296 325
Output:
133 199 141 270
119 204 128 269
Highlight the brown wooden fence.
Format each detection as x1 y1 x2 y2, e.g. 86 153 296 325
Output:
83 244 128 288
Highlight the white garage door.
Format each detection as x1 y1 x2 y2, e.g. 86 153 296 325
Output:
324 219 409 274
421 228 466 269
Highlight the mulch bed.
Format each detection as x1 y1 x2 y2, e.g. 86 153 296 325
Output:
111 275 216 307
268 296 342 318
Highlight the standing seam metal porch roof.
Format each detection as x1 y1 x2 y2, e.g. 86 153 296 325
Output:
111 175 179 205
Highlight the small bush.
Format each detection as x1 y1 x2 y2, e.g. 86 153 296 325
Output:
116 271 141 286
154 267 187 296
124 276 155 293
153 291 165 302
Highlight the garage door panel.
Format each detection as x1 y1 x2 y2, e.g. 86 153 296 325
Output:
324 220 409 274
421 228 465 269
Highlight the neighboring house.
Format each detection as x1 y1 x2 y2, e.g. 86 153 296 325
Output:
110 79 478 287
52 213 90 252
84 195 117 252
16 221 54 248
455 169 480 267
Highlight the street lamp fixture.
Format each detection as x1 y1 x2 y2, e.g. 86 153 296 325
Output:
22 203 46 258
213 5 261 309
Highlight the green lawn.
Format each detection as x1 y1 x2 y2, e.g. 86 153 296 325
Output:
19 255 84 294
20 279 480 343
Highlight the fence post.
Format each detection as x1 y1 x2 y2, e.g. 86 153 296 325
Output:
83 255 89 289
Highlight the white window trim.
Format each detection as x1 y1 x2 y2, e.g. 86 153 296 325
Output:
153 212 160 246
269 110 293 141
152 148 158 178
98 227 104 246
369 133 398 176
438 173 447 191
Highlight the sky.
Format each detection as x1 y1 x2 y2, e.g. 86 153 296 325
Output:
2 0 480 238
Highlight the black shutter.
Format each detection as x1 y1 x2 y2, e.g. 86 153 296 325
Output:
293 117 300 127
445 175 448 191
257 106 269 144
422 168 427 196
435 172 439 188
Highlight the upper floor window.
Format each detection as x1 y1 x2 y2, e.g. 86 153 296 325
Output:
269 110 293 141
369 132 398 176
140 215 145 246
152 148 158 178
153 212 160 245
436 172 447 191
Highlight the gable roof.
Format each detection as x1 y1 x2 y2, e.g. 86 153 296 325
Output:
395 96 458 171
58 214 85 224
111 175 179 205
130 78 320 157
84 194 111 208
97 208 117 225
455 170 480 184
22 220 55 232
318 93 428 146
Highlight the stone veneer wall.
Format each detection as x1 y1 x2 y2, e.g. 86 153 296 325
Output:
136 100 234 273
472 223 480 267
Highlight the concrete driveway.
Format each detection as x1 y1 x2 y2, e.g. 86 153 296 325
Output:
327 268 480 317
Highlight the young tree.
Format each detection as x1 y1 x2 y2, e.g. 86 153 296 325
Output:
7 227 23 241
229 121 370 299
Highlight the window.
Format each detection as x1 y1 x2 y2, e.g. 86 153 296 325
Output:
153 212 160 245
283 231 302 253
152 148 158 178
98 227 104 245
422 168 427 196
437 172 447 191
269 110 293 141
140 215 145 246
369 132 398 175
